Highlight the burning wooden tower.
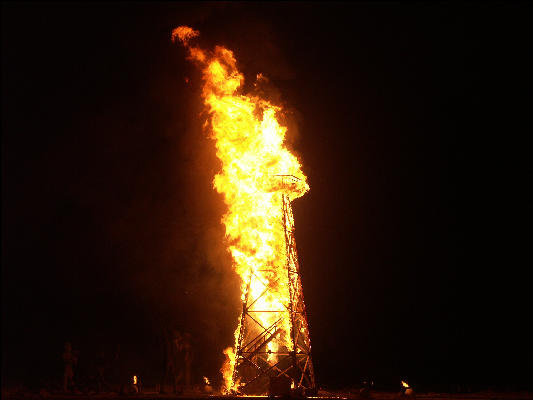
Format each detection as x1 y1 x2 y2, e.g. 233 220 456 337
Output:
172 26 316 395
230 175 316 395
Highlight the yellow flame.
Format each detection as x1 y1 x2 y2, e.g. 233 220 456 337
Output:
173 26 309 393
402 381 409 388
133 375 137 385
203 376 211 385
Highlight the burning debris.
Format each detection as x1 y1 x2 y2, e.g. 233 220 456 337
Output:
173 26 315 395
132 376 139 393
203 377 213 393
400 381 415 399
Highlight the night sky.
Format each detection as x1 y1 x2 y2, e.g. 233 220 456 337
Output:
2 2 531 392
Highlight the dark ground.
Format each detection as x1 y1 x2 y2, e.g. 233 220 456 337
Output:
2 392 533 400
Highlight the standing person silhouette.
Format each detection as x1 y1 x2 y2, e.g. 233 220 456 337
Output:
182 333 193 391
62 342 77 392
162 329 183 393
95 350 106 392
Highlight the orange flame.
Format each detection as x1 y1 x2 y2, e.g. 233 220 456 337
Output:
173 26 309 393
133 375 137 385
171 26 199 45
203 376 211 385
402 381 409 388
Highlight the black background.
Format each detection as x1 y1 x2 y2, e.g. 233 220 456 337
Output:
2 2 531 392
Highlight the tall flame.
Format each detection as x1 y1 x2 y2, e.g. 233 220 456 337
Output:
173 26 309 393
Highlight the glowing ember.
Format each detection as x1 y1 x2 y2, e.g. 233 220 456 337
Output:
173 26 311 393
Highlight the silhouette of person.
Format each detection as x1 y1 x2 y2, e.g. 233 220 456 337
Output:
182 333 193 391
161 329 185 393
95 351 106 392
63 342 77 392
